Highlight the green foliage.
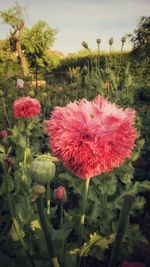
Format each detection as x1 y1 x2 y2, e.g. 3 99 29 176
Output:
70 232 115 261
23 21 57 70
0 2 25 29
129 16 150 59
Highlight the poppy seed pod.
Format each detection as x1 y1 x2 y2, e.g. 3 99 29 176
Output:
96 38 101 44
31 156 56 185
109 37 113 46
54 186 67 205
121 36 126 43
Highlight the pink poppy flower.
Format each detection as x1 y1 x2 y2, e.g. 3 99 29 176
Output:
45 96 137 179
0 130 8 138
13 97 41 118
121 261 145 267
17 79 24 89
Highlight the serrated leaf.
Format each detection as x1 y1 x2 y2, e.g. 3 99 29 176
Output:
70 232 115 257
138 180 150 191
31 219 41 231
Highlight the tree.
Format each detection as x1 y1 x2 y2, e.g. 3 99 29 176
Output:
22 21 57 76
0 2 29 77
0 39 21 78
129 16 150 60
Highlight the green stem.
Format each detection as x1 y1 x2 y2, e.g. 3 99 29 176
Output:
60 204 64 228
0 160 35 267
2 96 12 128
47 181 51 215
108 195 134 267
78 178 90 247
77 178 90 267
37 197 60 267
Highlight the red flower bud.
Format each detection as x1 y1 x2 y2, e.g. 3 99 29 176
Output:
54 186 67 205
0 130 8 138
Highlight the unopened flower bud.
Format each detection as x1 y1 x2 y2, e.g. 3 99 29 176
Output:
0 130 8 138
28 90 35 97
41 92 48 98
33 184 46 195
17 79 24 89
54 186 67 205
30 154 56 185
32 184 46 202
82 41 89 49
82 65 88 74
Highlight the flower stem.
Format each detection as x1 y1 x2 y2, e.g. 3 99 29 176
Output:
60 204 64 228
2 96 12 128
79 178 90 247
108 195 134 267
37 196 60 267
47 181 51 215
77 178 90 267
0 160 35 267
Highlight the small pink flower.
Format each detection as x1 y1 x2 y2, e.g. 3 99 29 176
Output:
17 79 24 89
45 95 137 179
54 186 67 204
0 130 8 138
13 97 41 118
121 261 145 267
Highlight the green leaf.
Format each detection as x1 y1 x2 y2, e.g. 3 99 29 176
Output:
30 219 41 231
0 153 7 160
18 135 27 148
11 125 19 138
9 220 25 241
0 144 5 153
70 232 115 257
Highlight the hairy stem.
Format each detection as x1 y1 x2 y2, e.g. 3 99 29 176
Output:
37 196 60 267
77 178 90 267
47 181 51 215
108 195 134 267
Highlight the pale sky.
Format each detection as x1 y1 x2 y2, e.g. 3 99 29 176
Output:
0 0 150 55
